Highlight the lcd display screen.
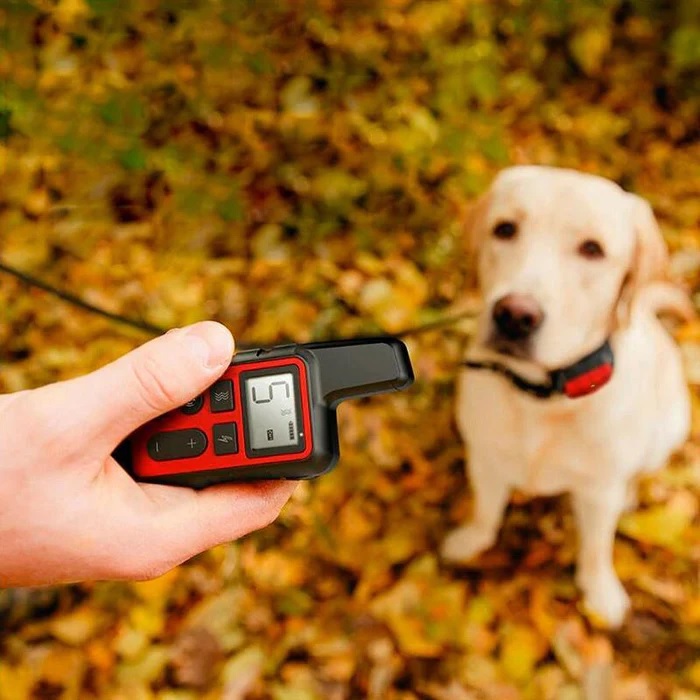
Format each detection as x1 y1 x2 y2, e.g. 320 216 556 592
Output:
243 372 300 450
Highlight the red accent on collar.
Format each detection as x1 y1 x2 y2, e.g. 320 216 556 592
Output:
562 362 614 399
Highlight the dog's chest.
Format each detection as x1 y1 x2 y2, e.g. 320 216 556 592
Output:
458 373 611 495
513 411 583 494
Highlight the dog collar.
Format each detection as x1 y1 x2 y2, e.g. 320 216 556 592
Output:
463 340 614 400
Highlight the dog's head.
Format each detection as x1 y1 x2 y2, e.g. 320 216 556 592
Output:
465 166 669 369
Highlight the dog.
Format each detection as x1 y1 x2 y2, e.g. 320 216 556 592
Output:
441 166 694 627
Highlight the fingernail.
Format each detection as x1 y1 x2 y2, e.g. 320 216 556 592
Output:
181 322 235 369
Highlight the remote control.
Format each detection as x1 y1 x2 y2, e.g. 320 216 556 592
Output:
114 337 414 488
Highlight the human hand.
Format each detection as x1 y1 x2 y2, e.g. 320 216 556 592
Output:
0 322 297 587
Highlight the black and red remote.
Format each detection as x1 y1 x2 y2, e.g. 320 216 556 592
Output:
115 337 414 488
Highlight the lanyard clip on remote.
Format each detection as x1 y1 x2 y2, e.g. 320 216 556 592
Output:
115 336 414 488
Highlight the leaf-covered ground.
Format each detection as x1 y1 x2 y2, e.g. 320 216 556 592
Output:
1 1 700 698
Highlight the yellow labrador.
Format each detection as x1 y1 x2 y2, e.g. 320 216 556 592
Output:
442 166 693 627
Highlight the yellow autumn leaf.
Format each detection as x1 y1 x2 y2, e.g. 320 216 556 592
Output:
130 567 179 604
49 605 105 646
370 580 444 658
570 25 612 76
53 0 89 26
682 596 700 625
39 646 86 696
618 491 697 552
128 603 166 638
687 660 700 689
337 498 381 542
499 624 547 685
0 664 35 700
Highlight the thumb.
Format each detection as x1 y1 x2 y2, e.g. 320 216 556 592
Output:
44 322 235 448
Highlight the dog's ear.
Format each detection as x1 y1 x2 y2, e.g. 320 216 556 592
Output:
615 194 669 326
463 167 531 254
463 191 492 253
462 192 491 286
628 194 669 287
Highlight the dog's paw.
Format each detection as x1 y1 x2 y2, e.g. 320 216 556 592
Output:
441 525 495 563
578 569 630 628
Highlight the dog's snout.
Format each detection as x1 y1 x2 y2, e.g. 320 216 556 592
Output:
492 294 544 341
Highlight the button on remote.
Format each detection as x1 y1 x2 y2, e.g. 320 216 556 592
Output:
210 379 234 412
213 423 238 455
147 429 208 461
181 395 203 415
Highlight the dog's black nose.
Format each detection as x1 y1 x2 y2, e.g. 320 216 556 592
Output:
492 294 544 341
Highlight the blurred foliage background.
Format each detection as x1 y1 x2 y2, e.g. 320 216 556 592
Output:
1 0 700 698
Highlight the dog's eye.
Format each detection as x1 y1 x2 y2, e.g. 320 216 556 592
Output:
578 239 605 259
493 221 518 240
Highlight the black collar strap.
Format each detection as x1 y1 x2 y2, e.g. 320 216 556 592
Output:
463 340 615 400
